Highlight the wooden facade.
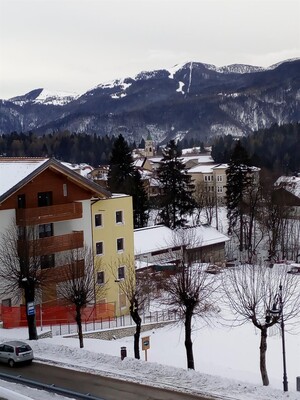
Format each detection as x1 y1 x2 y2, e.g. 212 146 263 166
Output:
0 158 111 306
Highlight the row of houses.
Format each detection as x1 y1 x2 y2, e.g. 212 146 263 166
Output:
0 157 229 320
90 144 230 202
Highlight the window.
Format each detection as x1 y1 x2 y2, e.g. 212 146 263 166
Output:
96 242 103 255
18 226 26 239
117 238 124 252
217 186 223 193
118 266 125 280
116 211 123 224
97 271 105 285
217 175 223 182
95 214 103 227
63 183 68 197
39 223 53 238
2 299 11 307
204 175 213 182
17 194 26 209
38 191 52 207
41 254 55 269
3 345 14 353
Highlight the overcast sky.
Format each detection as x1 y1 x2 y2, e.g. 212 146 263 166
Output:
0 0 299 99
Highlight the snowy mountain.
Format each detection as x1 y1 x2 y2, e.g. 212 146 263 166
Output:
0 58 299 143
9 88 79 106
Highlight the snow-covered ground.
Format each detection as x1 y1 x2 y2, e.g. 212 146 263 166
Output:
0 311 299 400
0 208 299 399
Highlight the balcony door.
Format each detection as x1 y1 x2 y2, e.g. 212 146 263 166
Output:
38 191 52 207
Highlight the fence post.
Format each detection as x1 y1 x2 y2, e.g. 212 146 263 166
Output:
68 322 70 334
93 319 95 331
101 317 103 330
109 316 111 329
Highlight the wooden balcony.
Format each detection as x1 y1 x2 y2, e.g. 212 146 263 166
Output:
38 231 84 255
17 231 84 258
41 259 85 282
16 202 82 226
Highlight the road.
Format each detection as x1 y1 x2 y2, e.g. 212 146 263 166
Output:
0 361 221 400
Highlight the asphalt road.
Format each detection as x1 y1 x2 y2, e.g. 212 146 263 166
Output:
0 361 221 400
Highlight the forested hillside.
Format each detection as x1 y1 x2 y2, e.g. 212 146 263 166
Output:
1 123 299 174
0 132 116 166
212 123 300 174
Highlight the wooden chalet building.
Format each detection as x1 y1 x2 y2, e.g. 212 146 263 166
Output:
0 157 111 307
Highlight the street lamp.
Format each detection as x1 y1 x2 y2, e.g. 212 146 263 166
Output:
268 284 288 392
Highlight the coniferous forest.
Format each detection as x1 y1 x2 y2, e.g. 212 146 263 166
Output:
0 123 299 173
211 122 300 175
0 131 116 166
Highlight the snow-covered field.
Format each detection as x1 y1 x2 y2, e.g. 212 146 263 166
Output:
0 310 299 400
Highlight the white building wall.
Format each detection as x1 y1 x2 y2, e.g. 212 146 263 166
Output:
0 209 16 236
53 200 92 248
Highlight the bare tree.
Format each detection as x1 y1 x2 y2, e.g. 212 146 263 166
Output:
159 228 219 370
260 192 290 261
0 222 45 340
110 255 152 359
56 246 106 348
222 263 300 386
193 181 216 225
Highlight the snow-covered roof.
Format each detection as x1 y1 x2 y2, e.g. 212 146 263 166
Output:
188 165 215 173
61 162 94 178
0 157 49 197
134 225 229 255
0 157 111 203
149 155 214 165
133 158 145 168
275 175 300 198
213 163 228 170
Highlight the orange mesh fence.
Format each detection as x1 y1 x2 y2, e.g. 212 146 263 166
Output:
1 303 115 329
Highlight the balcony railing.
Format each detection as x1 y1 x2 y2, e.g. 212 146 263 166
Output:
39 231 84 255
16 202 82 226
41 259 85 282
17 231 84 257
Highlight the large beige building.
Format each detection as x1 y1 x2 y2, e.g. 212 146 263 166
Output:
188 163 228 202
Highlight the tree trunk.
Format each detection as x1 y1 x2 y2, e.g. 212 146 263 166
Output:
259 327 269 386
239 213 244 252
25 284 38 340
130 304 142 359
184 309 194 370
76 306 84 348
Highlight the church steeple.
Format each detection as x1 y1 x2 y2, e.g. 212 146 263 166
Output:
145 132 154 157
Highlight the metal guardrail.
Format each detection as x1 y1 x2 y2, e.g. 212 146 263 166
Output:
50 309 181 336
0 372 105 400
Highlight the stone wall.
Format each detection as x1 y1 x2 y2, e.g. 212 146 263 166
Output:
63 321 174 340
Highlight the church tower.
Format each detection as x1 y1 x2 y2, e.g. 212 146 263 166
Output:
144 132 154 157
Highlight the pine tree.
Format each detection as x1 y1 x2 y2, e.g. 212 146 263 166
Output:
107 134 148 228
107 134 134 193
157 140 195 229
226 141 253 251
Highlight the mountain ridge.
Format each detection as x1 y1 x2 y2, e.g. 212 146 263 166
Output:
0 58 299 144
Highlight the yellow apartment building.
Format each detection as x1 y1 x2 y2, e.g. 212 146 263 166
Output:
92 194 134 317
